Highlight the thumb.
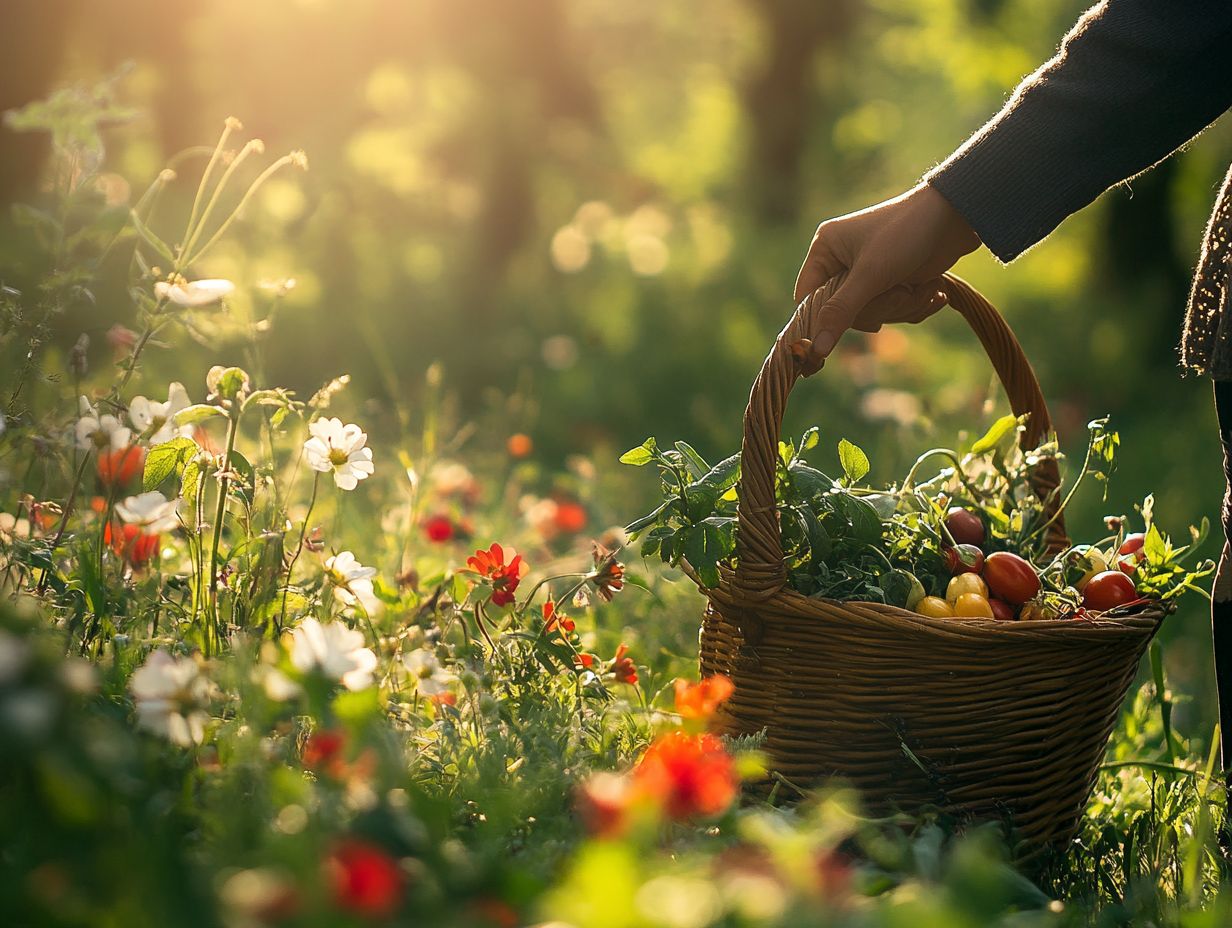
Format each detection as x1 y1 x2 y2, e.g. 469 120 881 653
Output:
808 268 884 359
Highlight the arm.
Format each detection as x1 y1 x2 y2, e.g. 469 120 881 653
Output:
794 0 1232 359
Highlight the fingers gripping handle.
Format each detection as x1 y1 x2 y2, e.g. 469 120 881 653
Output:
733 272 1068 602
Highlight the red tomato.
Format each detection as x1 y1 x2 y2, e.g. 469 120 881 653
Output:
1082 571 1137 612
944 544 985 575
945 507 985 547
982 551 1040 605
1117 533 1146 574
989 598 1016 621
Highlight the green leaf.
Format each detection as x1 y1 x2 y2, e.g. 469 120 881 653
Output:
798 426 820 455
699 453 740 493
1143 524 1168 566
174 403 225 426
971 414 1019 454
619 438 657 466
682 483 719 522
180 459 202 513
142 437 198 491
624 500 671 536
681 521 726 588
674 441 709 479
837 438 870 484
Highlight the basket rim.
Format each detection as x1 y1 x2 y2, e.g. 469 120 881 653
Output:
699 561 1168 639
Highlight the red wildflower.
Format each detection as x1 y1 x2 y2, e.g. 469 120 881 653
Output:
465 543 529 607
506 433 533 458
576 771 636 838
633 731 738 822
542 600 575 634
104 522 160 568
552 500 587 535
610 643 638 686
674 675 734 722
422 513 454 543
105 323 138 360
325 839 404 919
574 653 596 670
302 729 347 778
589 542 624 602
97 445 145 488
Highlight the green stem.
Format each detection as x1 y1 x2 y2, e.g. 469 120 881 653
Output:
279 471 320 630
208 412 241 648
37 450 93 593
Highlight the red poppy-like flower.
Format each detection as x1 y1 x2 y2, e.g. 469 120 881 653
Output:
610 643 638 686
104 522 160 568
542 600 575 634
553 500 587 535
574 653 596 670
465 543 529 607
674 675 734 722
576 770 636 839
422 514 454 543
106 323 139 360
325 839 404 919
302 729 347 777
97 445 145 488
589 542 624 602
633 731 738 822
506 433 533 458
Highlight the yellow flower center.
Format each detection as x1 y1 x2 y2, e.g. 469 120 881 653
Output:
328 447 349 466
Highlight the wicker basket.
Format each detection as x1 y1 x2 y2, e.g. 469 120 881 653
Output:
698 272 1166 854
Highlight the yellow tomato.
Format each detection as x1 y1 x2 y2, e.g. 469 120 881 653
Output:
916 596 955 619
1076 550 1110 590
946 573 989 603
953 593 995 618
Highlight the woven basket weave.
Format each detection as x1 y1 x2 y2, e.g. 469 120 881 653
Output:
698 273 1165 853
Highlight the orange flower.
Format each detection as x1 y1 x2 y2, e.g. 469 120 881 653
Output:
542 600 574 634
506 433 533 458
552 500 587 535
97 445 145 488
104 522 160 568
674 675 734 722
422 513 454 543
589 542 624 602
325 839 403 918
610 643 638 686
465 543 529 607
302 729 348 778
633 731 738 821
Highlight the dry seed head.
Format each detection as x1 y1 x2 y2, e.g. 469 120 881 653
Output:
245 139 266 155
158 169 177 183
289 150 309 170
224 116 243 131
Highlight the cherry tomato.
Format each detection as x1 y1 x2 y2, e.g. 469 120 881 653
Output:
945 544 985 575
989 598 1017 621
953 593 994 618
982 551 1040 605
945 507 985 547
1082 570 1137 612
946 573 989 603
915 596 955 619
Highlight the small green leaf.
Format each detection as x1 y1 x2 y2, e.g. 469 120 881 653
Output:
142 437 197 491
181 459 202 513
971 414 1019 455
699 453 740 493
837 438 870 484
798 426 820 454
174 403 225 426
674 441 709 479
619 438 657 466
1143 524 1168 566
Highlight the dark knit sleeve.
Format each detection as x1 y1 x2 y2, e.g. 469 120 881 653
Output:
926 0 1232 263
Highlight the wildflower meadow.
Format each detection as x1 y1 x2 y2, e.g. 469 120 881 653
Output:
5 5 1232 927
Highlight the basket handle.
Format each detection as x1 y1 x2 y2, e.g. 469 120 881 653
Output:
733 272 1067 601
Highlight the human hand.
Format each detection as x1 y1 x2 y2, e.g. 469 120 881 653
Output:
793 183 981 361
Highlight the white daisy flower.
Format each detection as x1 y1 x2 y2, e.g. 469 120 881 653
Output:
154 278 235 308
129 650 213 746
115 492 179 534
324 550 382 615
402 648 456 697
129 382 193 445
288 617 377 691
75 396 132 451
0 512 31 545
303 418 375 490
